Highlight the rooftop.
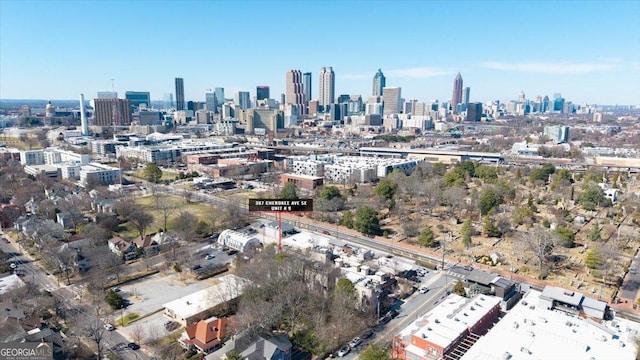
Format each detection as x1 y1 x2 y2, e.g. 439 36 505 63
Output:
460 289 640 360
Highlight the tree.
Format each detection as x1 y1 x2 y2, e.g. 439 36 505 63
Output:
418 226 436 247
172 211 198 241
483 215 501 238
522 227 557 275
128 205 154 239
587 225 602 242
585 248 604 269
226 350 243 360
105 289 124 310
336 277 355 295
155 195 177 232
83 315 108 360
479 188 502 216
143 163 163 183
280 182 299 200
374 178 397 201
360 343 391 360
554 226 575 248
579 184 610 210
354 206 380 235
452 281 466 297
461 219 472 248
341 211 354 229
320 185 342 200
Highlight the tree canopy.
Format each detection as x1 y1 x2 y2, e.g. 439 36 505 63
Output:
360 343 391 360
280 182 299 200
354 206 381 235
374 178 397 200
143 163 163 183
418 226 436 247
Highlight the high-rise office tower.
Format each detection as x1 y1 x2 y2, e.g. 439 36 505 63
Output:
256 86 270 101
93 98 132 126
286 70 305 108
163 93 174 109
451 73 463 113
175 78 185 111
205 91 216 111
280 93 286 105
97 91 118 99
215 88 225 109
318 67 335 111
125 91 151 111
382 87 401 115
79 94 89 136
462 87 470 106
235 91 251 110
466 103 482 122
372 69 386 96
302 72 312 105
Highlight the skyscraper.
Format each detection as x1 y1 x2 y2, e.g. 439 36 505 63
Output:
318 67 335 111
93 98 131 126
215 88 225 108
466 103 482 122
462 87 470 106
451 73 463 114
205 91 216 112
256 86 270 101
97 91 118 99
175 78 185 111
372 69 386 96
235 91 251 110
163 93 174 109
302 72 312 106
382 87 401 115
286 70 305 109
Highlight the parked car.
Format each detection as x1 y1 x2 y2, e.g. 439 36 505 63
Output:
127 342 140 350
362 329 374 339
104 324 114 331
419 287 429 294
111 287 121 293
227 249 238 256
349 337 362 348
337 346 350 357
205 254 215 260
387 309 399 318
164 321 179 331
322 230 331 235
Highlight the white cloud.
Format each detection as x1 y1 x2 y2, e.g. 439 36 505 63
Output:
479 61 618 74
341 66 451 80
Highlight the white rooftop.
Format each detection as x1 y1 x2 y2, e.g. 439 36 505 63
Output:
163 274 249 320
461 289 640 360
398 294 502 350
0 274 26 295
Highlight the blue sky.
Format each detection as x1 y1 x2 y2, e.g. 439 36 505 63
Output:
1 0 639 105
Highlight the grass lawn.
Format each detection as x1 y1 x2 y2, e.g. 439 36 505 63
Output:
132 168 180 182
118 195 214 239
0 136 42 150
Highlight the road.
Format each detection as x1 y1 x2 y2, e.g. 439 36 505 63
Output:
1 232 147 360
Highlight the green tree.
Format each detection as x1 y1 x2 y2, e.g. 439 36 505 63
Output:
320 185 342 200
452 281 466 297
105 289 124 310
335 277 355 295
280 182 299 200
443 170 465 187
585 249 604 269
479 188 502 215
587 225 602 242
354 206 381 235
461 219 472 248
554 226 575 248
475 165 498 182
225 350 243 360
143 163 163 183
530 163 556 183
418 226 436 247
374 178 397 200
579 184 610 210
341 211 354 229
483 215 501 238
360 343 391 360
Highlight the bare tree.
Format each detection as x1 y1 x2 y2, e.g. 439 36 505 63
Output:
127 204 154 239
155 195 177 232
172 211 197 242
521 227 557 275
80 315 108 359
132 324 146 345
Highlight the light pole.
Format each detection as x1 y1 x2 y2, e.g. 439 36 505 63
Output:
335 218 340 240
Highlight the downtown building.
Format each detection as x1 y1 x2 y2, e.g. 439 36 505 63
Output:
382 87 402 115
451 73 463 113
175 78 185 111
92 98 132 126
285 70 305 114
318 66 335 112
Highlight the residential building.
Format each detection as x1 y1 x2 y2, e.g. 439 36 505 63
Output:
20 150 45 166
175 78 185 111
372 68 386 96
451 73 463 113
318 66 335 111
179 316 233 354
107 237 136 259
210 331 292 360
93 98 132 126
280 173 324 191
382 87 401 115
79 163 121 186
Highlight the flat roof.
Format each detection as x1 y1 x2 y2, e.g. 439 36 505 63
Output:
0 274 26 295
398 294 501 350
163 274 249 320
460 289 640 360
541 286 583 307
359 147 503 158
281 173 323 180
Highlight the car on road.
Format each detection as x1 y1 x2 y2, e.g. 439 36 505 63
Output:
104 324 115 331
387 309 399 318
322 230 331 235
227 249 238 256
362 329 374 339
349 337 362 348
378 315 391 325
419 287 429 294
127 342 140 350
10 263 17 269
205 254 215 260
111 287 121 293
337 346 350 357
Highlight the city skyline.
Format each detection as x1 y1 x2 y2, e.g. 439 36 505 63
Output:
1 0 639 105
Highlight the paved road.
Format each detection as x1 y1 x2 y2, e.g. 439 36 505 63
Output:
1 232 146 360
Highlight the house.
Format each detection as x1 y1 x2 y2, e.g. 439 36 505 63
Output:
13 215 66 240
178 316 233 354
108 236 136 260
0 300 64 356
207 330 292 360
134 235 160 256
